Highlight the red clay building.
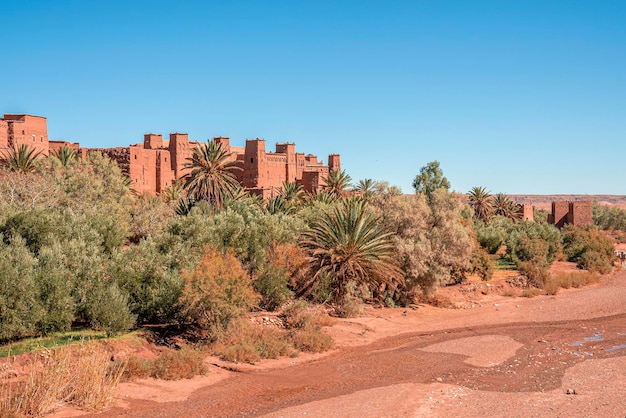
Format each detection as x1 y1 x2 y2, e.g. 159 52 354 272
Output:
548 200 592 228
0 114 49 156
1 114 339 196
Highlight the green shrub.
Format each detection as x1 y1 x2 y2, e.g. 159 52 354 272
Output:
562 225 614 273
476 225 507 254
579 251 613 274
0 210 65 254
86 284 136 336
282 300 311 329
255 263 293 311
0 237 42 341
110 240 183 323
506 222 561 267
593 202 626 231
470 245 494 281
36 246 75 334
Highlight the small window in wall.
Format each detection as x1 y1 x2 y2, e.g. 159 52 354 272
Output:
41 136 44 142
165 157 167 162
32 135 36 142
134 155 137 160
251 158 254 163
22 130 25 135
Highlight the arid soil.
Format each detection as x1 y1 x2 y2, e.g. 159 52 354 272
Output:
61 267 626 418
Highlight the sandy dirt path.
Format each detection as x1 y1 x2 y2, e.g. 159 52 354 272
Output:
80 270 626 418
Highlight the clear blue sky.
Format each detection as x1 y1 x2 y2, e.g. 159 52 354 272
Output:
2 1 625 194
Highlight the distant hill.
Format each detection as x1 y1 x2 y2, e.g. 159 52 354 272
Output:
507 195 626 211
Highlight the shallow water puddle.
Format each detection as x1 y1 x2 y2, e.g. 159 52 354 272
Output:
606 344 626 352
571 333 603 347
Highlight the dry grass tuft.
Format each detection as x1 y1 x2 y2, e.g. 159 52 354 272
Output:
282 301 336 329
520 288 542 298
543 271 600 295
290 325 335 353
0 343 125 417
213 320 297 363
151 348 207 380
122 347 208 381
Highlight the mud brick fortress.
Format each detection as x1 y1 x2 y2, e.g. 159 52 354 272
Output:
548 200 592 228
0 114 339 197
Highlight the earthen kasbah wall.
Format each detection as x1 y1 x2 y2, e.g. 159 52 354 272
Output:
0 114 338 196
0 120 8 149
0 114 49 156
520 204 534 221
549 200 592 228
568 201 593 226
551 201 570 228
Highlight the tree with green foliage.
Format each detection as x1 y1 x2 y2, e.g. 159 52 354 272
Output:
299 198 403 315
412 161 450 197
468 186 494 221
182 139 243 210
374 188 473 299
592 201 626 231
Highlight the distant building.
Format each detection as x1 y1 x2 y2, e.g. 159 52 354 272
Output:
0 114 49 156
547 201 592 228
1 113 339 196
519 204 534 221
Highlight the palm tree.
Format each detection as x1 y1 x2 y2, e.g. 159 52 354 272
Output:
1 144 42 173
281 181 305 207
175 196 196 216
468 186 493 221
161 182 184 203
306 189 338 205
492 193 521 220
354 178 377 200
266 195 295 215
323 169 352 197
299 198 403 313
50 147 76 168
182 139 242 210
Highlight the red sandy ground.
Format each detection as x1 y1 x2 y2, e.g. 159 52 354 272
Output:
52 266 626 418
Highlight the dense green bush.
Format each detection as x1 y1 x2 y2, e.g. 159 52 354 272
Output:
476 224 507 254
562 225 614 273
86 283 136 336
35 245 76 334
110 240 183 323
373 188 473 299
593 202 626 231
255 263 293 311
0 237 42 341
506 222 561 267
469 245 494 281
